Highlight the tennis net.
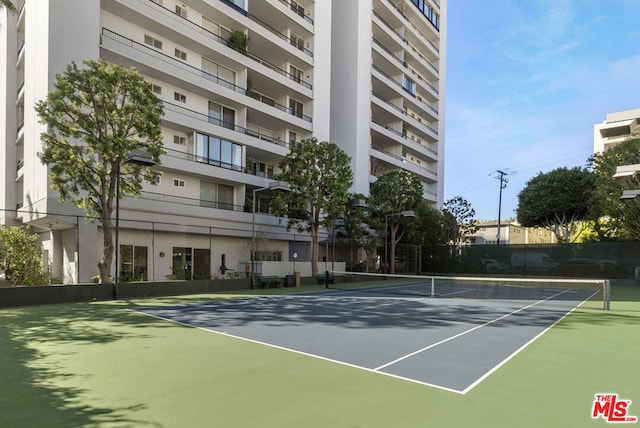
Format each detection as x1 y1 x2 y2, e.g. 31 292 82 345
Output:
329 271 611 310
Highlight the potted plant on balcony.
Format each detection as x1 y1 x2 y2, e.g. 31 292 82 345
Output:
228 30 249 54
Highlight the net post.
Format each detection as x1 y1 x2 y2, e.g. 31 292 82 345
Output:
603 280 611 311
431 277 435 298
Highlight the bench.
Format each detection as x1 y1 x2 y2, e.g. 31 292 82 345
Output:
317 273 334 284
259 275 281 288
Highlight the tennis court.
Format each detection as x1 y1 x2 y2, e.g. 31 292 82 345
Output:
134 274 605 394
1 279 638 427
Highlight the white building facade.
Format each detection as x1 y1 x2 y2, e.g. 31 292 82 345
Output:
594 108 640 154
1 0 446 283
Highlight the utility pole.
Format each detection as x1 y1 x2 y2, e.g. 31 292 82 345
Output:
494 170 509 246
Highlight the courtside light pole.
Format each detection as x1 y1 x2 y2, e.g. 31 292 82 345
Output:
384 210 415 274
114 149 156 299
251 181 289 289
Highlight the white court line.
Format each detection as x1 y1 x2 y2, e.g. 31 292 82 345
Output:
373 288 573 372
129 287 589 395
129 307 465 395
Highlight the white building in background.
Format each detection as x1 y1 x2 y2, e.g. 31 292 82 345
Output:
594 108 640 154
1 0 446 283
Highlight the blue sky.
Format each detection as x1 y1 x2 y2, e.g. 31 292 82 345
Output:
444 0 640 221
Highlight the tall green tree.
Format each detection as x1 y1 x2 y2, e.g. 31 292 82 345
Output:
405 201 447 246
443 196 477 246
0 226 53 286
516 167 594 243
35 59 164 284
590 137 640 240
369 170 423 273
272 138 353 277
337 193 376 271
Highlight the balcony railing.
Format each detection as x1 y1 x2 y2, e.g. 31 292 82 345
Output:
372 64 439 114
101 28 312 123
142 0 312 89
372 91 438 136
163 101 295 148
370 145 437 176
139 190 248 212
276 0 314 24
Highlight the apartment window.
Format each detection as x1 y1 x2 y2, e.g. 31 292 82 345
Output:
289 32 304 51
175 48 187 61
290 0 305 18
144 34 163 49
289 98 303 118
149 83 162 95
289 64 303 84
208 101 235 129
119 245 148 282
288 131 298 147
196 132 242 171
200 181 234 211
173 135 186 145
174 92 186 103
175 5 187 18
403 75 416 96
202 57 236 89
173 178 185 188
249 160 274 179
172 247 211 280
154 176 161 184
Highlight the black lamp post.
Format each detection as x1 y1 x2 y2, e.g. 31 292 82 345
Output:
114 150 156 299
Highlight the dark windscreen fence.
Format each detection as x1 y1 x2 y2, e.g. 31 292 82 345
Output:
420 242 640 280
329 271 610 310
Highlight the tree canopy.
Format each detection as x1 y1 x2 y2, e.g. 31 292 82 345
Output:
590 137 640 240
443 196 477 246
516 167 594 243
271 138 353 277
0 0 16 13
369 170 423 273
35 59 164 284
0 226 56 286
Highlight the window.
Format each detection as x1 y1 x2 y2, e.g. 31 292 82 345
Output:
173 178 185 187
172 247 210 280
290 32 304 51
173 135 186 145
290 0 305 17
208 101 235 129
249 160 274 179
149 83 162 94
175 5 187 18
252 250 283 262
202 57 235 89
119 245 148 282
200 181 235 211
289 98 303 118
174 48 187 61
289 64 303 84
174 92 186 103
196 132 243 171
403 75 416 96
288 131 298 147
144 34 163 49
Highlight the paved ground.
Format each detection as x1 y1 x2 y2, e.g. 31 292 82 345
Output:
135 290 585 393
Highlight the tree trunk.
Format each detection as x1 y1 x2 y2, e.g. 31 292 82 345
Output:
311 223 319 277
98 215 114 284
390 223 398 274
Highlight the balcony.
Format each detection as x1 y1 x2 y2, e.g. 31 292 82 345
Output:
138 0 313 89
101 28 312 124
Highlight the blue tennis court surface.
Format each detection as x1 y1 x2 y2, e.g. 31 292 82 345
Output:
134 287 595 394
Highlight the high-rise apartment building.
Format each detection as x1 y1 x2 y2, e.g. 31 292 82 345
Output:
1 0 446 283
594 108 640 154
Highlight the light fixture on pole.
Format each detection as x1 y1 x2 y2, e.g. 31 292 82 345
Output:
384 210 415 274
251 180 290 288
114 149 156 299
